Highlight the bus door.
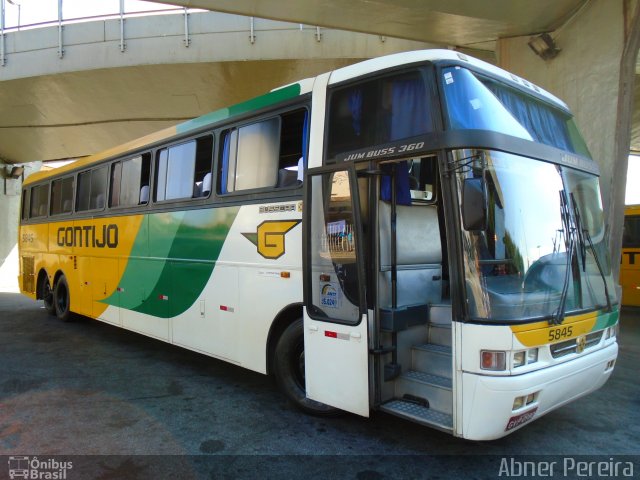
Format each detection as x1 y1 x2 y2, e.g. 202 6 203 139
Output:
303 166 370 417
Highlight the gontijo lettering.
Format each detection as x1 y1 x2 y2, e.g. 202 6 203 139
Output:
57 224 118 248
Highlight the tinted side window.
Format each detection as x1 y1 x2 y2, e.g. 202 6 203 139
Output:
21 189 29 221
155 136 213 202
623 215 640 248
29 184 50 218
219 108 307 194
327 70 434 159
110 153 151 207
50 176 74 215
76 166 108 212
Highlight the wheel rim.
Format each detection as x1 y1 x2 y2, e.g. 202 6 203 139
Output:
56 282 68 314
43 280 53 305
291 339 306 389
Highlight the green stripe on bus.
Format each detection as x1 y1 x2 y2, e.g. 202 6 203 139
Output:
175 83 302 135
593 308 619 331
103 206 240 318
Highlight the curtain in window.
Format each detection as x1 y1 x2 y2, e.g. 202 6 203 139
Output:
348 90 363 136
380 77 428 205
390 77 429 141
484 81 572 152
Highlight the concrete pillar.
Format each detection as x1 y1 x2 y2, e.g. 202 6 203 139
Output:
496 0 640 285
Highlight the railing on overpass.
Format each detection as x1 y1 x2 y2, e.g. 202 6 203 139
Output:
0 0 202 65
0 0 327 67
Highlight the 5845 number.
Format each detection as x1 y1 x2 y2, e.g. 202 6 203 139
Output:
548 326 573 342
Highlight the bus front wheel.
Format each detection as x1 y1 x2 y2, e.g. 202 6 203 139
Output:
53 275 72 322
273 318 339 416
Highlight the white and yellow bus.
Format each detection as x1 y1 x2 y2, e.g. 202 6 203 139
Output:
18 50 618 440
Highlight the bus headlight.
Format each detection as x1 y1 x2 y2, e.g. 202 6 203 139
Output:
481 350 506 371
513 348 538 368
513 351 526 368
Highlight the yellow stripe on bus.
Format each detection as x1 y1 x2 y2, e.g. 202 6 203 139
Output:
20 215 144 317
510 311 598 347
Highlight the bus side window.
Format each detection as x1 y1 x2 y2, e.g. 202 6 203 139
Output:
218 108 307 194
155 135 213 202
29 184 49 218
21 189 29 221
277 109 307 187
193 135 214 197
220 118 280 193
50 176 74 215
623 216 640 248
77 166 108 212
109 153 151 208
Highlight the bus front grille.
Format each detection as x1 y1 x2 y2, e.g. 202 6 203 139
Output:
550 331 603 359
21 256 35 293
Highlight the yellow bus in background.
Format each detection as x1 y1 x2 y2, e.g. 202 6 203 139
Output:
621 205 640 306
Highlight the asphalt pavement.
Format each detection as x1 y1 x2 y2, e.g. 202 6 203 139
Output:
0 288 638 479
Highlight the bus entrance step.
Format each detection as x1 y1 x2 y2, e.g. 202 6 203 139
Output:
380 399 452 433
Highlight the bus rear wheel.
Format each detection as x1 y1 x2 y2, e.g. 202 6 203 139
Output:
42 275 55 315
273 318 339 416
53 275 72 322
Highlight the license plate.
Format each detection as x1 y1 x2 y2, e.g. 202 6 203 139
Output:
505 407 538 431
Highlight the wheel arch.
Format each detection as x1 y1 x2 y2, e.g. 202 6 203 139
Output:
52 269 66 287
266 302 303 375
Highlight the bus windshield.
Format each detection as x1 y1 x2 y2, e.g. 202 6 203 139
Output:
441 66 591 157
456 150 616 321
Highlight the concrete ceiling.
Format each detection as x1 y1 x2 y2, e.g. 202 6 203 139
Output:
154 0 587 49
0 59 359 163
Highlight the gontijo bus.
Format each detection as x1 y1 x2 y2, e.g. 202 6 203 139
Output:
18 49 619 440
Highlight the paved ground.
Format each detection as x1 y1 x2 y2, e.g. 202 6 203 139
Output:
0 291 638 478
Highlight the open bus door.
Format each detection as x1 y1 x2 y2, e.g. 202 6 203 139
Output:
303 165 370 417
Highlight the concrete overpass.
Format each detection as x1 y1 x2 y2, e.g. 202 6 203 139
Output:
0 9 433 164
0 0 639 293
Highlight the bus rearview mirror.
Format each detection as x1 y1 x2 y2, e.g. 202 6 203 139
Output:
462 177 487 231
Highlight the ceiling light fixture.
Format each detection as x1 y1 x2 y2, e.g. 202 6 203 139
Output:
528 33 560 60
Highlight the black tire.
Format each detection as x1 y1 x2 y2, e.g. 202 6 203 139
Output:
273 318 339 416
42 275 55 315
53 275 72 322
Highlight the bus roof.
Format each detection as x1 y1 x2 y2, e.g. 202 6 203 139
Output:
329 49 568 111
24 49 569 186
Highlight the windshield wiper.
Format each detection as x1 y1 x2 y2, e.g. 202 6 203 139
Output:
552 190 575 325
570 194 613 313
